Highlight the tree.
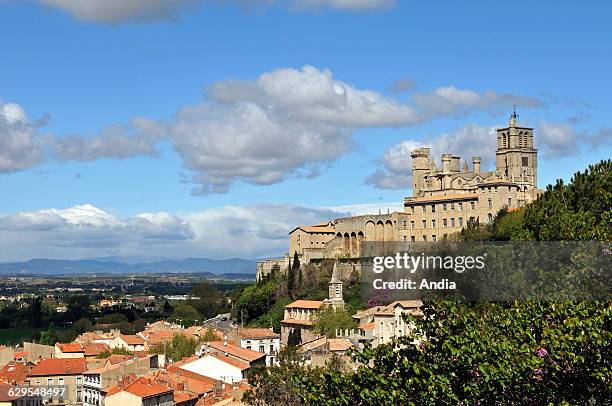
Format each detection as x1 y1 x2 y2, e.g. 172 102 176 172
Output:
39 328 58 345
233 281 277 325
66 295 92 322
149 333 198 362
313 307 357 338
244 346 310 406
287 252 300 299
172 303 200 324
162 301 173 317
189 282 228 319
257 301 611 405
287 327 302 347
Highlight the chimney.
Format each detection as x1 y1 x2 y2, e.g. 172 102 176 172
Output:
472 157 481 173
441 154 452 174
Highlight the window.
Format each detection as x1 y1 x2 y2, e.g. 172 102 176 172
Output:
431 219 436 228
443 219 447 227
246 346 252 350
411 236 416 242
270 344 274 354
451 218 455 227
458 202 463 211
410 206 415 214
422 206 426 214
459 217 463 227
522 157 529 166
470 201 475 210
410 221 414 229
431 205 436 213
422 236 427 241
443 204 447 211
259 346 265 353
488 198 492 209
403 221 407 228
432 235 437 241
58 378 64 386
450 203 455 211
508 198 512 208
488 213 493 223
47 378 53 386
422 220 427 228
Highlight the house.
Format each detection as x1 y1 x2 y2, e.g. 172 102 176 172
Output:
298 337 353 368
232 328 279 367
55 343 85 359
176 354 250 385
83 355 157 406
199 341 266 369
26 358 88 406
104 377 173 406
353 300 422 347
109 335 146 352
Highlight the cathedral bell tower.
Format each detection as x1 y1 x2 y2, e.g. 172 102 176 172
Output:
324 261 345 310
495 109 538 187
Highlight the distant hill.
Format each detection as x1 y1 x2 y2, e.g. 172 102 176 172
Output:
0 257 257 276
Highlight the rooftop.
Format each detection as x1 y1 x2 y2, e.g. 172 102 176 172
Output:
29 358 87 377
285 300 324 309
206 341 266 363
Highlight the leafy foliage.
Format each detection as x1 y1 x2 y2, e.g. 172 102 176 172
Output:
313 307 357 338
149 333 198 362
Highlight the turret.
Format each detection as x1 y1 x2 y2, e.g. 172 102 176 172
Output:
472 156 481 173
411 148 430 196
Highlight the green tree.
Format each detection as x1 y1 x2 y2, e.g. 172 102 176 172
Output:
149 333 198 362
233 281 277 325
313 307 357 338
172 303 200 324
39 328 59 345
189 282 228 319
288 252 300 298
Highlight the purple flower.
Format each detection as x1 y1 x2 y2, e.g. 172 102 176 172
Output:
536 347 548 357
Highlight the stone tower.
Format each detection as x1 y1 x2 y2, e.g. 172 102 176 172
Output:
410 147 431 196
325 261 344 310
495 109 538 187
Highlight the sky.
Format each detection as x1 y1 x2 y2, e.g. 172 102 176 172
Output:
0 0 610 261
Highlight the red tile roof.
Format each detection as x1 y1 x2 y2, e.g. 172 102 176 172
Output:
285 300 324 309
237 328 279 340
0 382 26 401
119 335 145 345
13 351 28 359
206 341 265 363
29 358 87 377
107 377 172 399
56 343 85 353
0 362 32 384
83 343 108 357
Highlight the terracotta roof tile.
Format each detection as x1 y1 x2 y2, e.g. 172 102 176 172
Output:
107 377 172 399
285 300 324 309
119 335 145 345
0 362 32 384
29 358 87 377
281 318 313 326
13 351 28 358
237 328 279 340
56 343 85 353
83 343 108 356
206 341 265 363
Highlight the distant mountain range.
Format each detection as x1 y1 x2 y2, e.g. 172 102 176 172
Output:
0 257 257 277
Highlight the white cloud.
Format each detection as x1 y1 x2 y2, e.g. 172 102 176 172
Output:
36 0 394 24
1 66 542 194
0 203 346 260
412 86 542 118
39 0 199 23
537 121 582 158
0 100 43 173
45 117 165 161
366 125 497 190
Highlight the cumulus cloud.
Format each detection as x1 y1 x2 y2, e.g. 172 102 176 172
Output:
412 86 542 118
45 117 166 161
0 100 44 173
0 203 346 260
1 66 542 194
537 121 612 158
38 0 199 23
365 125 497 190
36 0 394 24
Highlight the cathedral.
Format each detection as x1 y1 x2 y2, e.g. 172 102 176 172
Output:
256 111 543 280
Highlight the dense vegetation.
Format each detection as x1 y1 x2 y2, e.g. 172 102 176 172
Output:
246 160 612 405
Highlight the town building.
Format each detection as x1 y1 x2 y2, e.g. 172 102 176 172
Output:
230 328 280 367
352 300 423 348
104 377 173 406
26 358 88 406
109 335 145 352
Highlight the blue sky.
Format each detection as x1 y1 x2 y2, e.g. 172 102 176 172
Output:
0 0 610 260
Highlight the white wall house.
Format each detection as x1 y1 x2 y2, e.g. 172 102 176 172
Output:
178 355 249 384
237 328 280 366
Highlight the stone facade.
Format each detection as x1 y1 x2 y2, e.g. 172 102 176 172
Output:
282 111 542 263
